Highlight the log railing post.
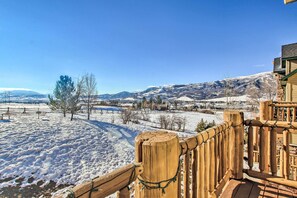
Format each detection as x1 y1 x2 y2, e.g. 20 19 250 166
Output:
259 101 273 173
248 125 254 170
283 130 290 180
270 127 277 176
224 110 244 179
135 132 180 198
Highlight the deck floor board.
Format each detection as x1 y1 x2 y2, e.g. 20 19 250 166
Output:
220 179 296 198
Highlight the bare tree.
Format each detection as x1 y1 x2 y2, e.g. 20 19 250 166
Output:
247 77 277 111
69 78 84 121
224 79 234 109
82 73 98 120
140 108 150 121
120 109 139 124
159 115 170 129
247 85 262 109
262 77 277 101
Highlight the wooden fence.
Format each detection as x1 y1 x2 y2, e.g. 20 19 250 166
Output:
0 107 50 120
244 119 297 189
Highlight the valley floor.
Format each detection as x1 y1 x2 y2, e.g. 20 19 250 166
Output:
0 103 226 197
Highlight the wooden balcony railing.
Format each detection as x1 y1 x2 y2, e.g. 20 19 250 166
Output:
244 119 297 189
55 103 297 198
269 101 297 122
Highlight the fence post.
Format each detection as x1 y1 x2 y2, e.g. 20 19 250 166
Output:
259 100 273 173
135 131 180 198
224 110 244 179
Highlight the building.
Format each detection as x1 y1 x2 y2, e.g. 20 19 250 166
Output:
273 43 297 102
273 43 297 144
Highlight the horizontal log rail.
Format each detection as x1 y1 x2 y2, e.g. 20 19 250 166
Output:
55 163 143 198
270 103 297 107
244 169 297 190
180 121 232 155
244 119 297 132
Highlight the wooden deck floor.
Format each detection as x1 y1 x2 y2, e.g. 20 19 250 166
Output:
220 179 297 198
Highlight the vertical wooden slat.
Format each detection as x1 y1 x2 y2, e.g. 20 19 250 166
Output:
192 147 198 198
209 138 215 194
198 143 205 198
117 188 130 198
293 107 296 122
222 128 226 175
283 130 290 180
287 107 291 122
204 140 210 198
280 147 284 177
215 132 219 188
253 117 260 163
219 128 223 180
270 127 277 176
259 127 268 173
282 107 285 121
178 167 182 198
226 126 230 171
248 125 254 170
183 151 190 198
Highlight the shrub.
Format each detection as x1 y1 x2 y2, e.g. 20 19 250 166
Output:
195 119 216 132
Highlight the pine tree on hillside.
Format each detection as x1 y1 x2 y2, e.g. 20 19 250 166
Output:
157 95 162 104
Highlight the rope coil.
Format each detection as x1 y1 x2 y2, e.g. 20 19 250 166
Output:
138 158 181 194
137 145 183 194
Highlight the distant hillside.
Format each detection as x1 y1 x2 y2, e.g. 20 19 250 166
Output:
0 89 47 103
1 72 276 103
99 72 277 101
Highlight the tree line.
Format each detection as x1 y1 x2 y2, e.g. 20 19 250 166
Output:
48 73 98 120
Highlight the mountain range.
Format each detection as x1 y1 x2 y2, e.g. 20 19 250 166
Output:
0 72 276 103
99 72 276 101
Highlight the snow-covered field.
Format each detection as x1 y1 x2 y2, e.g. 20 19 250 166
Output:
0 103 224 196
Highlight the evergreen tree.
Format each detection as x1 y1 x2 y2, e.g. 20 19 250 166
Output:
48 75 75 117
142 97 147 108
195 118 207 132
157 95 162 104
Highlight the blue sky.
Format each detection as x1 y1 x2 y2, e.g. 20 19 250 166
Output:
0 0 297 94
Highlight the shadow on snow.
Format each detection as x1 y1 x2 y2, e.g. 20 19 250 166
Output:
84 120 138 146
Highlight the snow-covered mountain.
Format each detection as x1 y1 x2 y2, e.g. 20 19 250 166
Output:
1 72 276 103
0 89 47 103
99 72 276 101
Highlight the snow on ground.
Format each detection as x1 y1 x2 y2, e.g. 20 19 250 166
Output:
0 103 225 196
202 95 249 102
